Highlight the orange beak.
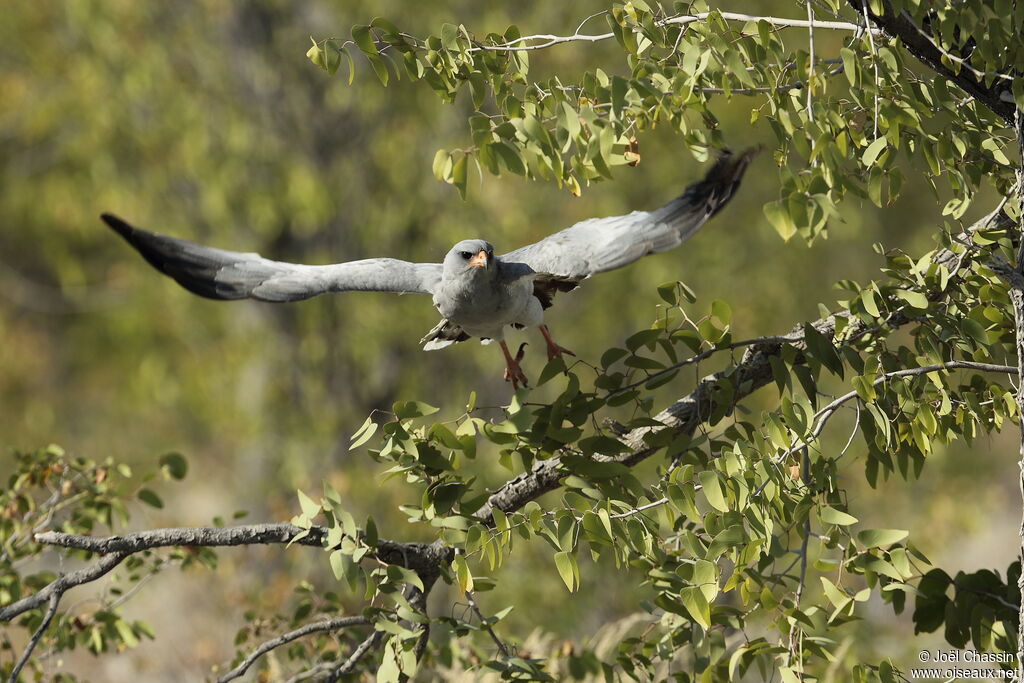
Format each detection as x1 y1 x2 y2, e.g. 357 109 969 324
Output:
468 250 489 268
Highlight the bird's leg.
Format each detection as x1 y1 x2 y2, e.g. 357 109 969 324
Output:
499 341 529 389
538 325 575 361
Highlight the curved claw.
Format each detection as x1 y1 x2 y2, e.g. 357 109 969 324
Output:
500 341 529 389
538 325 575 361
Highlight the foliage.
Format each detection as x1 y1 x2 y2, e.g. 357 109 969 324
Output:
1 446 192 680
310 0 1021 237
2 0 1024 682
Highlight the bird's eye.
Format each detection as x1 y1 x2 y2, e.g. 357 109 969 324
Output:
459 251 473 259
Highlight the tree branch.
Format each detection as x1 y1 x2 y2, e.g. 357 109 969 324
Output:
470 208 1013 523
0 551 125 622
33 524 452 578
7 592 60 683
464 589 511 659
470 11 882 53
329 631 384 680
769 360 1019 467
848 1 1015 123
217 616 370 683
1009 105 1024 683
10 207 1014 679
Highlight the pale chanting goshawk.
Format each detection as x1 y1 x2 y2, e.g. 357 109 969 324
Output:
102 147 757 388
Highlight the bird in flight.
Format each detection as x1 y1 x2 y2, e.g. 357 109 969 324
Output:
103 148 756 389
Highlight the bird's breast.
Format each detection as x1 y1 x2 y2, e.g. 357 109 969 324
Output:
434 276 532 328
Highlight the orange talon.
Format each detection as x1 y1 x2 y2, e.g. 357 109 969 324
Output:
500 341 529 389
538 324 575 361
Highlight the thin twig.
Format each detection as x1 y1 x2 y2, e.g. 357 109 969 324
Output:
330 631 384 680
217 616 370 683
806 1 815 122
463 590 512 658
776 360 1017 463
750 360 1019 499
835 400 861 462
606 334 801 398
610 498 670 519
7 592 61 683
788 447 811 675
861 0 880 139
470 11 882 53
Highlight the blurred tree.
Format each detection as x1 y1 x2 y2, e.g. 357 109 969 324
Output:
2 0 1024 682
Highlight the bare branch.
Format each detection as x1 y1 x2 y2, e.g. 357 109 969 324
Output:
35 524 322 553
7 592 60 683
787 448 811 668
470 10 882 53
34 524 452 577
329 631 384 680
0 551 125 622
217 616 370 683
606 333 802 398
806 1 816 122
989 254 1024 292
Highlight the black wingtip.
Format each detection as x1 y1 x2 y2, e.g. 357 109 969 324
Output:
100 212 135 240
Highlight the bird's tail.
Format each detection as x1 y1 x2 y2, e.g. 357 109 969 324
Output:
420 319 470 350
643 146 760 250
683 145 760 222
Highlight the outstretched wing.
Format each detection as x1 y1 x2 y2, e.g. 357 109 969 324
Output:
102 214 442 302
499 147 757 306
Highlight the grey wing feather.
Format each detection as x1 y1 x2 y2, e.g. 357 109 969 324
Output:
102 214 442 302
500 147 758 283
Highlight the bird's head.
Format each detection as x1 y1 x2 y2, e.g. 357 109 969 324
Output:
444 239 495 276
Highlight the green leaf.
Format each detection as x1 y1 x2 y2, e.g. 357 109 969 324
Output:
350 416 379 450
657 281 678 305
679 585 711 629
960 318 988 345
819 506 858 526
137 488 163 509
159 452 188 480
321 40 342 76
820 577 849 608
297 489 320 519
861 288 881 317
711 299 731 325
432 149 451 181
862 137 888 166
392 401 439 419
857 528 909 548
894 289 928 309
453 554 473 592
493 142 526 175
452 154 468 199
763 200 796 241
114 619 139 648
840 47 858 87
329 550 346 581
705 525 744 559
554 551 579 592
698 470 729 512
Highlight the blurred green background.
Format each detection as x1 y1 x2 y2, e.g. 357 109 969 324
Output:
2 0 1018 679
